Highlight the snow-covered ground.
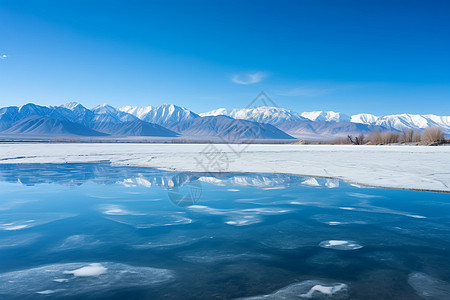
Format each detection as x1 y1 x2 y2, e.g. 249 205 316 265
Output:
0 143 449 192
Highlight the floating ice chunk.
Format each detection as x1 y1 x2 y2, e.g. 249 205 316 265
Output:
225 215 262 226
347 192 382 199
1 223 30 230
319 240 363 250
188 205 290 226
0 262 174 297
339 207 355 211
408 272 450 300
63 263 107 277
302 178 320 187
327 221 342 226
406 214 427 219
236 280 348 299
262 186 286 190
228 189 240 192
99 204 143 216
350 184 363 188
300 283 348 298
36 289 62 294
325 179 339 188
310 214 377 226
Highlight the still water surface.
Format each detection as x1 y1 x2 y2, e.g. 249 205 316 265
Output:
0 163 449 299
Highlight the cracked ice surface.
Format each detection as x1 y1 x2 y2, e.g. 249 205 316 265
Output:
0 144 449 192
0 262 174 297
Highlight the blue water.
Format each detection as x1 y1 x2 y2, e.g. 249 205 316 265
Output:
0 163 449 299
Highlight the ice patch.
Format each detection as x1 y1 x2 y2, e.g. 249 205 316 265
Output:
55 234 102 251
0 213 74 231
180 250 271 264
325 179 339 188
301 283 348 298
302 178 320 187
188 205 290 226
36 289 62 295
0 262 174 297
105 212 192 228
228 189 240 192
0 233 41 248
347 192 382 199
339 207 356 211
99 204 143 216
408 272 450 300
134 232 208 249
225 215 262 226
63 263 107 277
319 240 363 250
236 280 348 299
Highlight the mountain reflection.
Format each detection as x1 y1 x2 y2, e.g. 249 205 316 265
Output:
0 163 339 189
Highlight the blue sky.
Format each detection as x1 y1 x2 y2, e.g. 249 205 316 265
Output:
0 0 449 115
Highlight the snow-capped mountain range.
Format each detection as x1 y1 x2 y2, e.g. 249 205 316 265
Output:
200 106 450 135
0 102 449 140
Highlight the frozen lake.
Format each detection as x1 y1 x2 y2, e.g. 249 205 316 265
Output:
0 163 450 299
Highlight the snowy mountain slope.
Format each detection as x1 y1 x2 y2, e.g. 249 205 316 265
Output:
277 119 391 139
56 102 95 127
0 116 107 137
0 103 180 137
202 105 450 134
168 115 295 140
119 104 199 126
200 106 305 125
1 102 449 139
351 113 450 132
300 111 351 122
93 120 179 137
92 104 138 124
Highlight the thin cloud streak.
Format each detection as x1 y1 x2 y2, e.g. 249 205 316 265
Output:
231 72 267 85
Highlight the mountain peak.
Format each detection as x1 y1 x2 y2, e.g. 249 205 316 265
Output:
119 104 199 126
61 102 82 110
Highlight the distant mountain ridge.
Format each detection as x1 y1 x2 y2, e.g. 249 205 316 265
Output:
0 102 449 140
201 106 450 136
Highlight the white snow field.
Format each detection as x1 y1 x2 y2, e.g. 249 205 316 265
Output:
0 143 449 192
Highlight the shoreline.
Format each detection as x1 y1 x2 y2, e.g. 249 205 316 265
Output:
0 143 449 193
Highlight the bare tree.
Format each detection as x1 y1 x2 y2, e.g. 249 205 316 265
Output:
330 137 351 144
412 131 422 143
380 131 399 144
369 129 382 144
348 134 365 145
400 129 414 143
358 133 365 145
421 127 444 145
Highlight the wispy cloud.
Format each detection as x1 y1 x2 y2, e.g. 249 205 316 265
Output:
231 72 267 85
0 54 7 60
